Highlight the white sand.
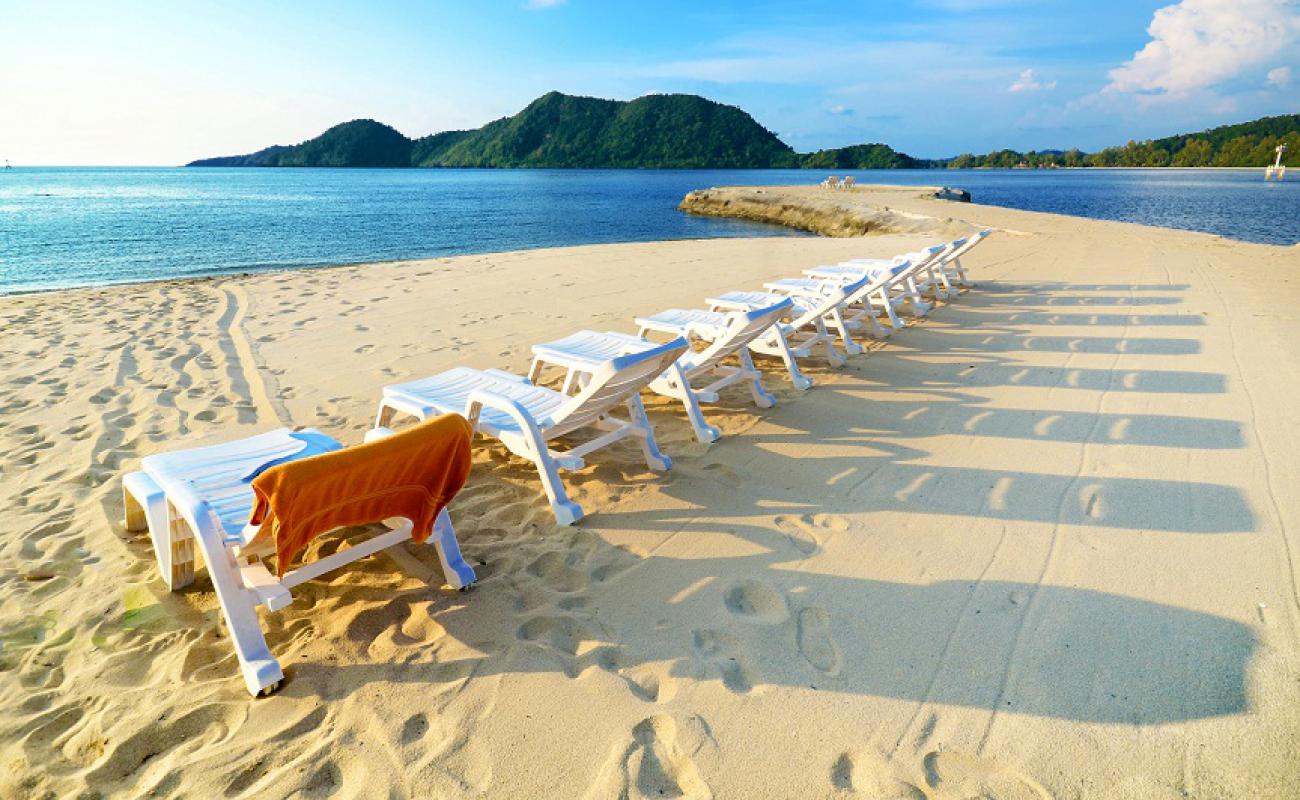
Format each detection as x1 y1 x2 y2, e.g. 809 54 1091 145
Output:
2 187 1299 798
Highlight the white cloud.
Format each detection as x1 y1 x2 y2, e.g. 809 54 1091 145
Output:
1267 65 1294 86
524 0 566 8
1008 68 1055 92
1105 0 1300 96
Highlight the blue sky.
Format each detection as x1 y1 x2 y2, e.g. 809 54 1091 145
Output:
2 0 1297 165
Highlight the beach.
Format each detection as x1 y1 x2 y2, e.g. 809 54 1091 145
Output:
3 186 1300 798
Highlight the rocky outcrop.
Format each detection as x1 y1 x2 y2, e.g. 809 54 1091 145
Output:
678 185 978 238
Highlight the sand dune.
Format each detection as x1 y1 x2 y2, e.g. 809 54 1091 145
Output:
2 188 1299 798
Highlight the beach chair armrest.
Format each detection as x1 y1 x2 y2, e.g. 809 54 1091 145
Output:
464 389 548 444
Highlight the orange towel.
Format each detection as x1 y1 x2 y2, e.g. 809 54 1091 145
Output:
249 414 473 576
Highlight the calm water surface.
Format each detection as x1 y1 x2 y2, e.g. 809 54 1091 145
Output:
0 167 1295 293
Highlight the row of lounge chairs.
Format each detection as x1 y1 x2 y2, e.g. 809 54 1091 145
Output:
121 229 992 694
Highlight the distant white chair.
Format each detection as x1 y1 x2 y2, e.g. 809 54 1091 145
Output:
530 299 792 445
375 339 689 526
121 426 477 696
838 176 856 189
820 175 839 189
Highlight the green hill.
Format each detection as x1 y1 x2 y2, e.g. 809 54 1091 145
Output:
943 114 1300 168
800 143 926 170
189 119 412 167
412 92 799 168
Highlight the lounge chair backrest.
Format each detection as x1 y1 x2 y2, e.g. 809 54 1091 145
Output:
549 337 690 437
946 229 992 260
789 272 872 328
684 299 792 375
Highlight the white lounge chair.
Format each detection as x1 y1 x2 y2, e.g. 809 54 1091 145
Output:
375 338 689 526
821 175 839 189
634 307 814 392
839 175 856 189
938 228 993 289
805 244 949 326
529 299 792 445
760 260 909 340
704 271 875 369
121 426 477 695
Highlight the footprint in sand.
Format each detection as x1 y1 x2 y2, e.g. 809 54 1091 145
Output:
524 550 588 594
923 750 1051 800
585 715 712 800
692 629 755 694
723 580 789 624
831 751 926 799
797 607 843 676
774 513 849 556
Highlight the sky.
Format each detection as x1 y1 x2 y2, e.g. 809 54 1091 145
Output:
1 0 1297 165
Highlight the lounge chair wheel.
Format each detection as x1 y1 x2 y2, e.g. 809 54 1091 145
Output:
257 681 281 697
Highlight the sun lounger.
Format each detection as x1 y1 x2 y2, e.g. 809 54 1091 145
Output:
938 228 993 289
760 261 909 340
805 244 949 325
633 307 815 392
704 271 874 369
530 299 791 445
375 338 689 526
821 175 839 188
121 423 477 695
839 176 856 189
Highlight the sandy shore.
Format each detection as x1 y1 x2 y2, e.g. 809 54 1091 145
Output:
3 187 1300 798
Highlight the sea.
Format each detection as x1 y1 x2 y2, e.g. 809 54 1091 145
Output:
1 167 1296 294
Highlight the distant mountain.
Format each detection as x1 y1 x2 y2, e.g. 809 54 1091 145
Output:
189 92 801 169
800 143 926 170
412 92 798 168
187 94 1298 171
189 119 412 167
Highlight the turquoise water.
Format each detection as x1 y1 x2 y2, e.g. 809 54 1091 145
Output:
0 167 1295 294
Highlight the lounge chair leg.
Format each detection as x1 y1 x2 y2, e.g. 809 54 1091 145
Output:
739 348 776 409
527 440 584 526
626 395 672 471
125 472 194 590
814 319 846 368
668 364 721 444
828 307 863 356
183 504 283 695
905 278 931 316
374 402 397 430
430 508 476 590
763 333 812 390
878 290 904 330
954 257 972 288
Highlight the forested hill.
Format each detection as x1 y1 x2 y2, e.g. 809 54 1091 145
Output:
187 91 916 169
187 95 1298 170
944 114 1300 168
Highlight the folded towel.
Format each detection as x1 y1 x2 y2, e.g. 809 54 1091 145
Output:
248 414 473 576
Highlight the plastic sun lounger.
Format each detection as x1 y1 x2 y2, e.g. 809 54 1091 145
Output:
375 338 689 526
633 307 815 393
805 244 949 326
528 299 792 445
938 228 993 289
705 271 874 369
121 427 477 696
761 261 909 340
